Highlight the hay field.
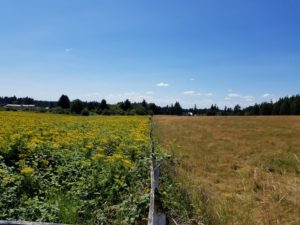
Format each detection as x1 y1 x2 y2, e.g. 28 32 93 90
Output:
154 116 300 225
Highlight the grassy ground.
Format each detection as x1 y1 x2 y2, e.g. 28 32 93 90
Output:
154 116 300 225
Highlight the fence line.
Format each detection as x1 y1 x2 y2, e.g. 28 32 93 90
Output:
0 221 68 225
148 117 166 225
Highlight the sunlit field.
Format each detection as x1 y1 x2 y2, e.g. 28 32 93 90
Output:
154 116 300 225
0 112 150 225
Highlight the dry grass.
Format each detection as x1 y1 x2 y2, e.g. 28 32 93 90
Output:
154 116 300 225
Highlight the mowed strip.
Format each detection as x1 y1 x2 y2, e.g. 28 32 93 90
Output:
154 116 300 225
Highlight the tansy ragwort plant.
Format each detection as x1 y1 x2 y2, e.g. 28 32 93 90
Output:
0 112 151 225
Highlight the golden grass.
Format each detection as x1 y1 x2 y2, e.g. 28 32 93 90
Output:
154 116 300 225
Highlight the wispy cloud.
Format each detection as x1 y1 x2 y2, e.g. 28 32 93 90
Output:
205 92 213 97
189 78 195 81
65 48 72 52
183 90 196 95
183 90 213 97
105 91 154 103
145 91 154 95
262 93 272 98
225 93 255 103
243 95 255 102
228 93 240 97
156 82 169 87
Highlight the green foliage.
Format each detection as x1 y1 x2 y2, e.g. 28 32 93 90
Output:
57 95 70 109
0 114 151 224
153 149 195 224
81 108 90 116
0 146 150 224
71 99 84 114
266 153 300 174
280 100 290 115
120 99 132 111
173 102 183 115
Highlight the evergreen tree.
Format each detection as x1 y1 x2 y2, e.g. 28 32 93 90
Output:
57 94 70 109
120 99 132 111
280 99 290 115
193 104 198 115
272 102 281 115
290 95 300 115
259 102 273 115
234 104 242 115
141 99 147 108
208 104 219 116
100 99 108 110
251 104 260 115
71 99 84 114
173 102 183 115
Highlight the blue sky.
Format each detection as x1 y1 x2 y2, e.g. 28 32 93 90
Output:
0 0 300 108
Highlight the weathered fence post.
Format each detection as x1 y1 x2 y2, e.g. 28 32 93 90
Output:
148 117 166 225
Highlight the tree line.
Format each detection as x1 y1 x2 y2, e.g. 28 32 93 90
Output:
1 94 300 116
188 95 300 116
0 95 184 116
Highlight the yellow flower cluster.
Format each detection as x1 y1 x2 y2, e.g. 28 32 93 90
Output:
0 112 150 170
21 167 35 174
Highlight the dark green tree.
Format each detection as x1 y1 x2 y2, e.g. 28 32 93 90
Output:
234 104 242 115
120 99 132 111
272 102 281 115
207 104 219 116
141 99 148 108
57 94 70 109
97 99 108 114
290 95 300 115
259 102 273 115
100 99 108 110
280 99 290 115
250 104 260 115
71 99 84 114
148 103 157 114
173 102 183 115
81 108 90 116
134 105 147 115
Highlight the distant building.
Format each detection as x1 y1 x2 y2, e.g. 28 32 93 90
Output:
4 104 35 109
187 112 193 116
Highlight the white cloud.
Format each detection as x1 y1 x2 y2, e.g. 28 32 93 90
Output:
65 48 72 52
223 94 255 105
156 82 169 87
183 90 196 95
145 91 154 95
205 92 213 97
243 95 255 102
262 93 272 98
183 91 213 97
228 93 240 97
105 91 154 103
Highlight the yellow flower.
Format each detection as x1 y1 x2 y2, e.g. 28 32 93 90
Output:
113 153 123 159
21 167 35 175
123 159 133 168
92 153 105 160
3 177 12 182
